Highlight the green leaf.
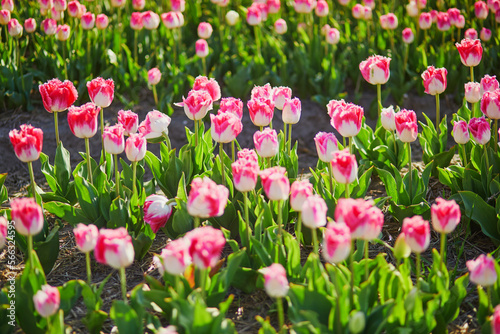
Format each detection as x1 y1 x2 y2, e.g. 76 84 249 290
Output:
58 280 82 314
110 300 142 334
44 202 92 226
74 176 100 222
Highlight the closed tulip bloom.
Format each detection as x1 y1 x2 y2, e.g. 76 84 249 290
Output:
314 132 338 162
363 6 373 20
260 167 290 201
247 4 262 25
193 76 221 102
455 14 466 28
51 8 63 21
453 120 470 144
338 0 350 5
352 4 364 19
456 39 483 67
447 8 460 24
493 305 500 334
436 12 451 31
430 9 438 22
219 97 243 119
81 12 95 30
326 27 340 44
55 24 70 41
422 66 447 95
272 86 292 110
39 0 53 10
1 0 13 10
301 195 327 229
87 77 114 108
402 216 430 253
294 0 315 13
232 158 260 192
156 238 191 275
330 149 357 184
24 18 36 33
147 68 161 86
138 110 171 139
161 11 183 29
315 0 328 16
111 0 126 7
330 102 364 138
9 124 43 163
467 254 497 286
33 285 60 318
211 112 242 143
144 195 175 233
406 1 418 17
68 0 84 18
185 226 226 269
11 198 44 236
125 133 147 161
103 124 125 154
67 103 101 139
465 28 478 40
475 0 489 19
170 0 185 11
95 228 135 269
195 38 209 57
469 117 491 144
322 222 351 263
248 98 275 127
7 19 22 37
380 13 398 29
481 90 500 119
335 198 383 240
419 12 432 29
268 0 281 14
42 18 57 35
96 14 109 29
118 110 139 135
237 148 259 163
73 223 98 253
254 127 279 158
402 28 414 44
130 12 144 30
290 180 313 211
226 10 239 25
395 109 418 142
381 106 396 131
187 177 229 218
364 0 375 9
251 84 273 100
496 9 500 23
132 0 145 10
143 11 160 30
282 98 301 124
177 89 213 121
260 263 289 298
465 82 481 103
197 22 213 39
39 78 78 113
0 217 7 250
480 75 499 95
359 55 391 85
431 198 461 234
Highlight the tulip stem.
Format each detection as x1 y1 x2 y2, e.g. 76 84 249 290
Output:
114 154 120 198
377 84 382 116
296 212 302 250
220 143 225 186
85 138 93 184
288 124 292 155
62 41 68 80
27 161 37 199
484 144 490 174
312 228 319 256
85 252 92 285
202 57 207 76
199 268 207 301
244 191 251 249
488 286 493 312
283 122 287 149
276 200 283 263
27 235 33 267
194 216 200 229
462 144 468 167
254 26 262 60
277 297 285 333
132 161 137 198
152 85 158 106
435 94 440 130
345 182 350 199
440 232 446 271
100 107 106 159
408 142 412 203
231 140 235 162
120 267 127 303
349 239 355 308
134 30 138 65
267 157 271 168
334 266 343 334
364 240 369 281
54 112 60 146
470 66 474 83
393 131 398 158
328 164 335 195
349 136 353 154
495 119 498 153
416 252 421 289
194 120 199 147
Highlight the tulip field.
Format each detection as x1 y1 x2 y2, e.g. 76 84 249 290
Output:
4 0 500 333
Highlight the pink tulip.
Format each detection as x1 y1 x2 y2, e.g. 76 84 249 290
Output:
251 84 273 100
395 109 418 143
469 117 491 145
211 112 242 143
431 198 461 234
359 55 391 85
282 98 301 124
465 82 481 103
67 103 101 139
322 222 351 264
447 8 460 24
455 14 465 28
421 66 447 95
95 228 135 269
248 98 275 127
87 77 114 108
456 39 483 67
274 18 287 34
39 78 78 113
294 0 315 13
11 198 44 236
402 216 430 253
402 28 414 44
290 180 314 212
453 120 470 144
260 166 290 201
197 22 213 39
143 11 160 30
326 27 340 44
24 18 36 33
430 9 438 22
465 28 478 40
187 177 229 218
143 195 175 233
254 127 279 158
138 110 171 139
195 38 209 57
380 13 398 29
161 11 183 29
185 226 226 269
148 68 161 86
51 8 63 21
1 0 13 11
103 124 125 154
73 223 98 253
363 6 373 20
330 102 364 138
260 263 289 298
7 18 22 37
42 18 57 35
130 12 144 30
364 0 375 9
493 305 500 334
247 4 262 25
314 132 338 162
132 0 145 10
330 149 357 184
381 106 396 131
496 9 500 23
267 0 281 14
33 285 60 318
67 1 80 17
232 158 260 192
301 195 327 229
475 0 489 19
338 0 350 5
467 253 497 286
55 24 70 41
436 12 451 31
0 217 7 250
9 124 43 163
111 0 126 7
170 0 185 11
219 97 243 119
226 10 240 26
156 238 191 275
335 198 383 240
118 110 139 135
125 133 147 161
315 0 328 16
406 1 418 17
177 89 213 121
481 90 500 119
237 148 259 163
480 75 499 95
39 0 53 10
96 14 109 29
81 12 95 30
272 86 292 110
192 76 221 102
352 4 364 19
419 12 432 29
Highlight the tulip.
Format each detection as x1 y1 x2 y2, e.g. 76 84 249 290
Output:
81 12 95 30
352 4 364 19
118 110 139 136
481 75 499 96
130 12 143 30
329 102 363 151
467 253 497 311
272 87 292 110
7 18 22 37
290 180 313 212
453 120 470 166
393 233 411 261
67 0 82 18
185 226 226 269
247 4 262 25
475 1 489 19
226 10 239 25
402 28 414 44
176 89 213 146
322 222 351 264
359 55 391 115
381 106 396 131
380 13 398 30
363 6 372 20
248 98 275 129
469 117 491 145
1 0 12 11
87 77 114 155
334 198 383 240
260 263 289 298
9 124 43 164
73 223 98 283
465 82 481 105
138 110 171 140
314 132 339 163
55 24 70 41
493 305 500 334
301 195 327 253
132 0 145 10
11 197 43 265
330 149 357 197
193 76 221 102
431 197 461 267
125 133 147 198
197 22 213 39
326 27 340 45
142 11 160 30
465 28 478 40
0 9 9 26
251 84 273 100
161 11 182 29
102 124 124 195
0 217 6 250
447 8 460 25
33 285 60 318
219 97 243 119
171 0 185 11
96 14 109 29
24 18 36 33
419 12 432 29
156 238 191 276
481 91 500 151
274 18 287 34
455 14 465 28
436 12 450 31
456 39 483 82
254 127 279 163
422 66 447 128
195 38 209 58
187 177 229 226
237 148 259 163
143 195 175 233
402 216 430 287
260 166 290 202
211 112 242 144
395 109 418 143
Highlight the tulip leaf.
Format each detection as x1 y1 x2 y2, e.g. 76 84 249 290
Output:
44 202 92 226
74 176 100 222
110 300 142 334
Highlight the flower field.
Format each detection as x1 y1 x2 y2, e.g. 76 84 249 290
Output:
2 0 500 333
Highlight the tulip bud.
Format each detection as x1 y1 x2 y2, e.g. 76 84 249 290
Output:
402 216 430 253
9 124 43 163
469 117 491 145
87 77 114 108
393 233 411 260
465 82 481 103
226 10 239 25
381 106 396 131
103 124 125 154
260 167 290 201
144 195 175 233
185 226 226 269
431 198 461 234
322 222 351 264
260 263 289 298
290 180 313 212
197 22 213 39
138 110 171 140
314 132 338 162
187 177 229 218
395 109 418 143
156 238 191 275
73 223 98 253
402 27 414 44
232 158 260 192
254 127 279 158
301 195 328 229
211 112 242 143
326 27 340 44
348 311 366 334
125 133 147 161
118 110 139 135
467 253 497 286
452 120 470 144
330 149 357 184
95 228 135 269
147 68 161 86
195 38 209 58
33 285 60 318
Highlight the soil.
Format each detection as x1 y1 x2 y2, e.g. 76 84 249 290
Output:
0 89 489 333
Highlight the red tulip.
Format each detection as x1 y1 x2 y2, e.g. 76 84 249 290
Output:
87 77 114 108
39 78 78 113
67 103 101 139
456 38 483 67
9 124 43 162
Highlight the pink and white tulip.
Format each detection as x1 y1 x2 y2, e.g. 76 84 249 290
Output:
282 98 301 124
177 89 213 121
481 90 500 119
248 98 275 127
11 198 44 236
465 82 481 103
147 68 161 86
431 198 461 234
395 109 418 143
144 195 175 233
314 132 338 162
421 66 447 95
260 263 289 298
219 97 243 119
272 87 292 110
456 39 483 67
335 198 383 240
103 124 125 154
322 222 351 264
197 22 213 39
290 180 314 212
138 110 171 139
24 18 37 33
73 223 98 253
232 158 260 193
0 217 7 250
467 253 497 286
301 195 328 229
330 149 357 184
185 226 226 269
359 55 391 85
125 133 147 161
211 112 243 143
274 18 287 34
96 14 109 29
9 124 43 163
67 103 101 139
87 77 114 108
402 216 430 253
95 228 135 269
254 127 279 158
260 167 290 201
195 39 209 57
192 76 221 102
39 78 78 113
402 28 414 44
330 102 364 138
469 117 491 145
118 110 139 135
480 75 499 96
381 106 396 131
156 238 191 275
187 177 229 218
453 120 470 144
33 285 60 318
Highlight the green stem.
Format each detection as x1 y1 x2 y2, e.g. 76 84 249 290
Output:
62 41 67 80
28 161 36 199
54 111 60 146
100 107 106 159
288 124 292 155
220 143 225 186
470 66 474 83
85 138 93 184
231 140 235 162
276 200 283 263
120 267 127 303
343 136 346 149
202 57 207 76
393 131 398 157
277 297 285 333
244 192 251 249
495 119 498 153
254 25 262 60
27 235 33 267
114 154 120 197
152 85 158 106
484 144 489 174
199 268 207 301
334 267 343 334
194 120 199 147
377 84 382 116
194 216 200 228
364 240 369 281
296 212 302 249
488 286 493 312
349 239 355 308
134 30 138 65
440 232 446 271
328 164 335 195
85 252 92 285
345 182 350 199
267 157 271 168
408 142 412 203
462 144 468 167
312 227 319 256
132 161 137 198
283 122 287 151
349 136 353 154
435 94 440 130
416 252 421 289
